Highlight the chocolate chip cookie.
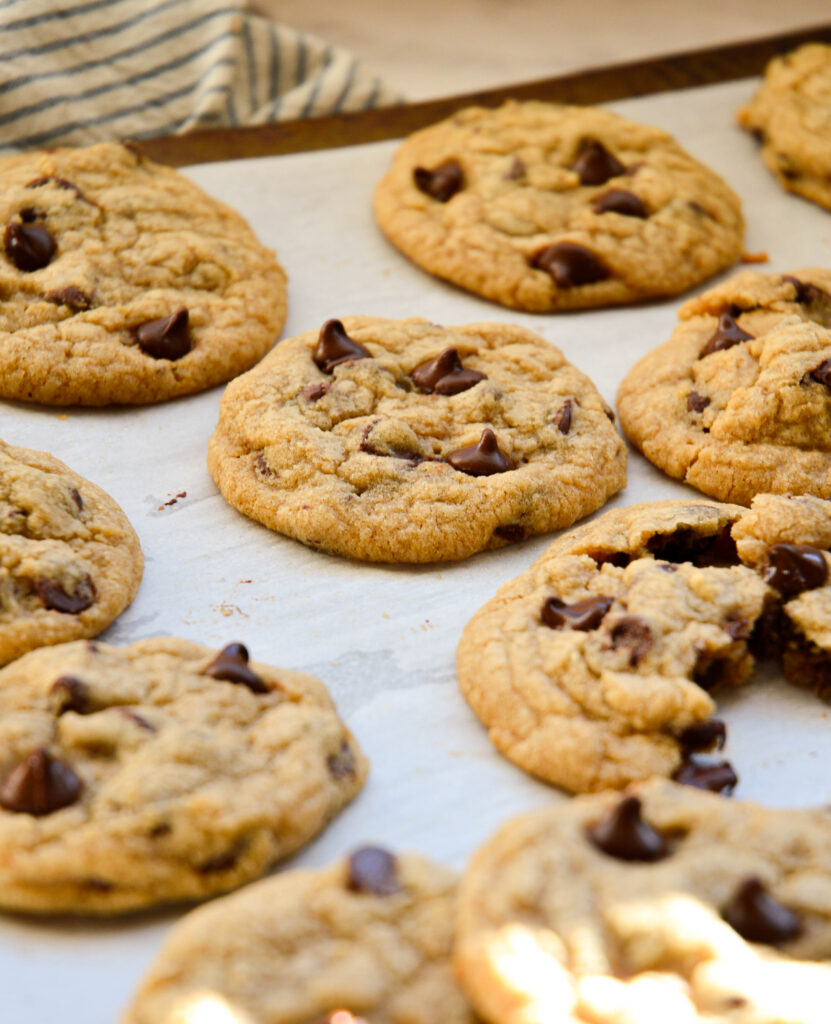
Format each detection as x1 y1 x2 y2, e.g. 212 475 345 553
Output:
457 495 831 793
0 141 286 404
738 43 831 212
121 847 474 1024
455 779 831 1024
0 439 142 665
373 100 744 311
618 269 831 504
207 316 626 562
0 636 367 913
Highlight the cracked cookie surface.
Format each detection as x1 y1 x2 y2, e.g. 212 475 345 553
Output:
0 636 367 914
455 779 831 1024
617 269 831 504
122 848 474 1024
207 316 626 563
457 495 831 793
738 43 831 211
0 439 142 665
373 100 743 312
0 141 286 404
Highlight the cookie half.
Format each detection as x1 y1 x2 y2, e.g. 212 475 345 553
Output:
0 141 286 404
618 269 831 503
374 100 743 311
0 637 367 913
738 43 831 211
208 316 626 562
0 439 142 665
455 779 831 1024
457 495 831 793
121 847 474 1024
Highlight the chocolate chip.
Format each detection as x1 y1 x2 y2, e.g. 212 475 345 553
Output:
672 757 738 794
35 574 95 614
541 595 612 631
413 159 463 202
313 319 371 373
4 222 56 271
199 845 243 873
809 359 831 388
446 428 514 476
411 347 485 395
347 846 402 894
679 719 727 753
300 381 329 402
589 550 631 568
570 138 626 185
51 675 91 714
724 614 751 640
687 390 710 413
0 748 82 815
506 156 525 180
19 207 38 223
587 795 668 862
531 242 611 288
554 399 573 434
723 878 802 945
782 274 829 307
45 286 93 310
494 523 526 543
592 188 647 218
764 543 828 598
646 526 739 568
327 741 356 779
133 307 191 360
700 313 754 357
204 643 270 694
610 616 653 665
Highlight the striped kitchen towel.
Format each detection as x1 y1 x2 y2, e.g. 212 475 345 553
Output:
0 0 403 153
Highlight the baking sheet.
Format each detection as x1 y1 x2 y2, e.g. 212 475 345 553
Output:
2 77 831 1021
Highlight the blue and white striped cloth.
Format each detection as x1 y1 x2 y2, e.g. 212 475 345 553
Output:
0 0 402 153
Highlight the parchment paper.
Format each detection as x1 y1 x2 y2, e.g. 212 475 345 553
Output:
2 77 831 1022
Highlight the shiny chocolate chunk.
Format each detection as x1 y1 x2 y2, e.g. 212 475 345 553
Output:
0 748 82 815
413 159 464 202
446 428 514 476
411 347 485 395
51 675 91 715
809 359 831 389
327 741 357 779
531 242 610 288
313 319 371 373
646 526 739 568
700 313 753 357
587 795 668 862
679 719 727 753
347 846 402 895
593 188 647 218
134 307 191 360
610 616 653 666
783 274 829 307
723 878 802 945
35 574 95 614
45 285 92 310
687 390 710 413
672 757 737 794
764 543 828 598
542 595 612 631
204 642 269 694
554 399 573 434
570 138 626 185
4 222 56 271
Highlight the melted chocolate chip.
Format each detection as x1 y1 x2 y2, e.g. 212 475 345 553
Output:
347 846 402 894
531 242 610 288
764 543 828 598
204 643 269 694
494 523 526 543
610 616 653 666
593 188 647 218
541 595 612 631
782 274 829 307
133 307 191 360
45 286 93 310
679 719 727 753
687 390 710 413
446 428 514 476
51 675 91 715
570 138 626 185
35 574 95 614
19 207 38 223
411 347 485 395
590 550 631 568
723 878 802 945
554 399 573 434
313 319 371 373
413 159 463 202
0 748 82 815
300 381 329 402
672 757 738 794
646 526 739 568
327 741 357 779
4 222 56 271
700 313 754 357
809 359 831 389
587 795 668 862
